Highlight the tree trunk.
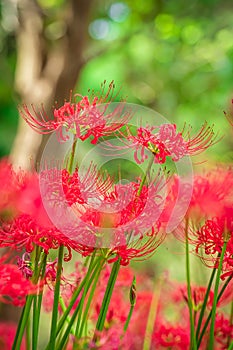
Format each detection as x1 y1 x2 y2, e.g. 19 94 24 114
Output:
10 0 94 169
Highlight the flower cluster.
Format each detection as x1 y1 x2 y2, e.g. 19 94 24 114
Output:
0 83 232 350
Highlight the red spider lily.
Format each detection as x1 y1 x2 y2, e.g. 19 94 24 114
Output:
15 170 53 227
127 126 171 164
153 323 190 349
114 122 218 165
40 164 167 264
0 214 94 260
184 209 233 276
0 159 23 218
108 224 163 266
43 261 88 315
188 166 233 220
61 166 113 206
0 322 26 350
214 313 233 349
0 214 62 254
0 261 37 306
19 81 129 143
17 252 33 279
177 285 214 310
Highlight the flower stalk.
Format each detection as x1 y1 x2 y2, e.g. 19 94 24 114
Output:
48 245 64 349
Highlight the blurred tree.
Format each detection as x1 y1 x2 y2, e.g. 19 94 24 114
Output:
9 0 93 169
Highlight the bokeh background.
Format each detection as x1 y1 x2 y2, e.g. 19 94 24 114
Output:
0 0 233 338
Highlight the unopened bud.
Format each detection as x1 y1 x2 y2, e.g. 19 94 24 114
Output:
130 276 137 306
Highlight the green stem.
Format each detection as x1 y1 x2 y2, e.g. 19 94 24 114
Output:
137 154 154 196
32 245 41 280
12 247 43 350
68 138 77 174
76 260 105 341
32 296 37 349
198 274 232 347
59 297 75 334
12 295 34 350
196 268 217 339
209 241 227 349
228 341 233 350
143 277 162 350
32 253 47 350
57 259 104 350
185 219 197 350
94 259 121 336
73 261 103 348
26 316 31 350
124 276 137 334
124 305 134 333
48 245 64 349
55 252 98 339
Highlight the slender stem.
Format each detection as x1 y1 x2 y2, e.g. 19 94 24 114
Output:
228 340 233 350
12 247 43 350
12 295 34 350
143 277 162 350
196 268 217 339
12 303 26 349
198 274 233 347
137 154 154 196
68 138 77 174
73 261 102 347
44 253 99 350
26 316 31 350
124 306 134 333
94 259 121 335
59 297 75 334
57 299 83 350
32 296 37 350
48 245 64 349
185 219 197 350
124 276 137 334
55 252 98 339
76 260 105 341
57 260 104 350
32 245 41 280
209 241 227 349
32 253 47 350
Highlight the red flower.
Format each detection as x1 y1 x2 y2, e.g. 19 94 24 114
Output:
19 81 128 143
0 159 23 218
153 323 190 349
214 313 233 349
0 213 94 260
185 209 233 276
108 225 163 266
177 284 214 310
109 122 218 165
17 253 33 279
15 170 53 228
0 322 26 350
0 260 37 306
40 164 167 264
0 214 58 254
188 166 233 220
